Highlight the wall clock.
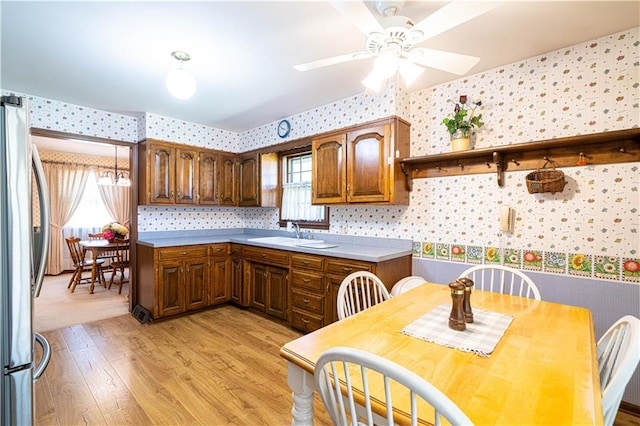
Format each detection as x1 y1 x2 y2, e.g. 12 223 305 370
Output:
277 119 291 138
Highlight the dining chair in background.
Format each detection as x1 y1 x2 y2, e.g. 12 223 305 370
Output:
597 315 640 426
390 276 427 297
337 271 390 320
108 238 129 294
65 236 106 293
457 264 541 300
315 346 473 426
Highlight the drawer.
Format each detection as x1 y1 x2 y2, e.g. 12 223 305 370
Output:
291 254 324 272
326 258 371 277
158 246 208 261
291 309 324 333
292 289 324 314
243 246 289 266
291 270 324 293
230 244 243 256
210 243 229 257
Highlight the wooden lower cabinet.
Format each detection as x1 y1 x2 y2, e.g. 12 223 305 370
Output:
209 244 230 305
137 241 411 326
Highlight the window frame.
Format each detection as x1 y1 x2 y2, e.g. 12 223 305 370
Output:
277 147 329 230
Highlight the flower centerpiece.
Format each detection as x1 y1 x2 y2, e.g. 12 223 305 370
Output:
102 222 128 242
442 95 484 151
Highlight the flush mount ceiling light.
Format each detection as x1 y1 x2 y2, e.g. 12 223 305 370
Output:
97 145 131 187
165 51 196 99
295 0 495 93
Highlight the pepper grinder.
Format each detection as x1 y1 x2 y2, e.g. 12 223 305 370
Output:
448 281 466 331
457 278 475 323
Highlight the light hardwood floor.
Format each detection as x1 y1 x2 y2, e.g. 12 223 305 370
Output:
35 306 332 425
35 305 640 426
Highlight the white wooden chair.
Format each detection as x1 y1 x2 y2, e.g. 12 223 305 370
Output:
315 347 473 426
597 315 640 426
390 276 426 297
457 265 541 300
337 271 390 320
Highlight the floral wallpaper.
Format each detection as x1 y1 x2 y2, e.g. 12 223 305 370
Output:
0 90 139 142
6 27 639 284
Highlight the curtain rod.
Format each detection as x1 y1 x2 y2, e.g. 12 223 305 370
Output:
41 159 129 172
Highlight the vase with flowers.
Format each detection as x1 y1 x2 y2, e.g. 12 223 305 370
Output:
102 222 128 242
442 95 484 152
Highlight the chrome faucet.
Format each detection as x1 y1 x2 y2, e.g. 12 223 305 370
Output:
292 222 301 239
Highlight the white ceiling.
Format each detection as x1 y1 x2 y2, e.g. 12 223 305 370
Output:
2 1 638 133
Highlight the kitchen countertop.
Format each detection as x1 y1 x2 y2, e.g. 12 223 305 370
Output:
137 229 412 263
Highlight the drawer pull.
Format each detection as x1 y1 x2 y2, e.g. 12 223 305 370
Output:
302 260 310 265
342 267 353 272
261 253 267 257
303 298 310 304
302 278 310 283
301 318 309 324
181 251 188 255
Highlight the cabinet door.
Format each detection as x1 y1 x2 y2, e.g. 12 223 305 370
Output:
347 124 390 203
185 257 208 311
199 151 219 205
158 259 185 317
149 144 175 204
251 263 267 311
230 257 243 304
219 155 237 206
312 133 347 204
176 148 198 205
238 153 260 206
210 257 230 305
266 266 288 321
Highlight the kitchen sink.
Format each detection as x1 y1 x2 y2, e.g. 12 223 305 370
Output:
247 236 324 246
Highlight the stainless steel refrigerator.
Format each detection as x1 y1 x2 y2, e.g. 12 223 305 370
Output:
1 95 52 425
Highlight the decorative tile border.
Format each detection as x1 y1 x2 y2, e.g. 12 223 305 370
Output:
415 240 639 284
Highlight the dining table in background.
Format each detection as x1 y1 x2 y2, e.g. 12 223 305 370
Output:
79 239 130 294
280 282 603 425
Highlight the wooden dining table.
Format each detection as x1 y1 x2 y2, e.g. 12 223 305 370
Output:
280 282 603 425
79 239 130 294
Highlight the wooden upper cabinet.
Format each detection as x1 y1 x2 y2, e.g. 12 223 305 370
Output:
175 147 198 205
347 125 389 203
148 143 175 204
312 118 409 205
238 153 260 207
218 155 237 206
312 133 347 204
199 151 219 205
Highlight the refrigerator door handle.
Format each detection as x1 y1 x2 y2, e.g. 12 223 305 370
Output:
32 145 51 297
33 333 51 381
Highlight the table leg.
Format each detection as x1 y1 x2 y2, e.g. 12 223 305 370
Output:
89 248 97 294
287 362 315 426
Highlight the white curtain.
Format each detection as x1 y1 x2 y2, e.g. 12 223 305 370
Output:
97 171 131 225
43 162 91 275
281 182 324 222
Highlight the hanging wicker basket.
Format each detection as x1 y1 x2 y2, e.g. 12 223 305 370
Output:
526 160 566 194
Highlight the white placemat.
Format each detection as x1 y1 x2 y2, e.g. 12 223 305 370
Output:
401 303 513 357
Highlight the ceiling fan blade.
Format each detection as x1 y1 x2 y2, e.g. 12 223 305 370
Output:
329 0 384 36
408 48 480 75
294 51 374 72
411 1 497 42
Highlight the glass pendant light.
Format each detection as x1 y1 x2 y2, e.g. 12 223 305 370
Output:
166 51 196 99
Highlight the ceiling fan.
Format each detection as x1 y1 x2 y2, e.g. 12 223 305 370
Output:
295 0 496 91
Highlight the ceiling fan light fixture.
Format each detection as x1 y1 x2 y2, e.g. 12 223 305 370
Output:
166 51 196 99
398 59 424 87
362 69 385 93
373 49 399 79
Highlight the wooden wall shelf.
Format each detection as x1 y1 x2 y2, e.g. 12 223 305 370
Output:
400 128 640 189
